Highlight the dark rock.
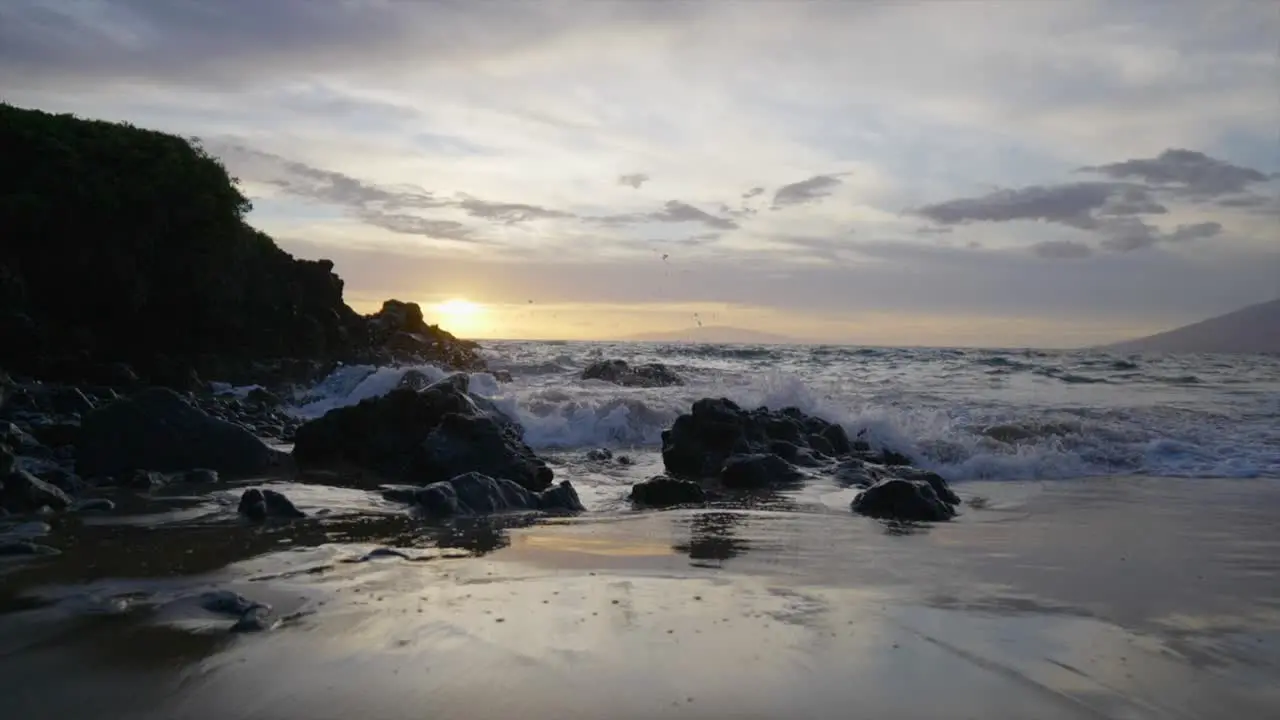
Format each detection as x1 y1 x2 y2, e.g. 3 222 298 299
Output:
184 468 220 484
0 444 13 476
124 470 167 491
492 370 514 383
851 478 957 522
245 387 282 407
386 472 583 517
805 434 836 457
877 449 913 467
833 459 876 487
366 300 484 369
294 378 550 491
71 498 115 513
231 605 278 633
720 453 803 489
34 467 85 494
1 469 71 512
200 591 260 616
617 455 634 466
360 547 413 561
238 488 306 521
0 541 60 556
631 476 707 507
821 423 853 455
77 388 282 478
662 398 851 480
537 480 585 513
585 448 613 462
25 418 80 447
396 369 433 391
582 359 684 388
892 467 961 506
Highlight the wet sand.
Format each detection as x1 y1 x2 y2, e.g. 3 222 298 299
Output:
2 477 1279 719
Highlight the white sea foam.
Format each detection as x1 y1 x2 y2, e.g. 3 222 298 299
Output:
285 342 1280 482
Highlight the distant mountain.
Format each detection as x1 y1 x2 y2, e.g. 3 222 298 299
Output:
618 325 803 345
1104 299 1280 355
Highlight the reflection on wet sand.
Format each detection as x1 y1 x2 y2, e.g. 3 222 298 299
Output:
0 477 1279 719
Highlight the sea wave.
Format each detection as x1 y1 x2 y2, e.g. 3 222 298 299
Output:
285 344 1280 482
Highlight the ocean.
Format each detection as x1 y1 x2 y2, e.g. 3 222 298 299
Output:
293 341 1280 489
7 341 1280 719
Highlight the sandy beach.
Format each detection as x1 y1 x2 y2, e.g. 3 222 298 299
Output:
3 476 1278 720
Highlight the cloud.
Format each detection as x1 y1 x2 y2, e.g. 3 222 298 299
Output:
651 200 739 230
914 226 954 235
1167 221 1223 243
1031 240 1093 259
456 197 573 223
1099 218 1222 252
618 173 650 189
914 181 1157 230
1082 149 1270 198
742 187 765 199
772 174 843 208
593 201 739 230
361 214 477 243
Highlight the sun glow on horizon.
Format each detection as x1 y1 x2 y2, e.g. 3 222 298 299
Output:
432 298 486 338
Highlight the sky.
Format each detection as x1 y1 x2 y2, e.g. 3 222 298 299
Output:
2 0 1277 347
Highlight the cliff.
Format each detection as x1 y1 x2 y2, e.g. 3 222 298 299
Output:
0 103 481 387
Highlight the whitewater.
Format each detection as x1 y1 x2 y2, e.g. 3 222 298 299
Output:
288 341 1280 486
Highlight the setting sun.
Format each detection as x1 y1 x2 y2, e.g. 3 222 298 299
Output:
432 298 486 337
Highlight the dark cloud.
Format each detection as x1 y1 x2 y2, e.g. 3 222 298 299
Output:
651 200 739 230
914 226 954 235
208 141 572 241
587 200 738 230
1031 240 1093 259
618 173 650 189
742 187 765 199
361 214 477 242
914 182 1157 230
1097 185 1168 216
1167 221 1223 243
772 174 843 208
1098 219 1222 253
456 197 573 223
1081 149 1270 199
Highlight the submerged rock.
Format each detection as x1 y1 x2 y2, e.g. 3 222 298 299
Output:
582 359 684 388
630 476 707 507
293 376 552 491
238 488 306 521
851 478 958 522
76 388 283 478
383 472 583 517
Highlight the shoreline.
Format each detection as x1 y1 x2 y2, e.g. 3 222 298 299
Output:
3 475 1278 719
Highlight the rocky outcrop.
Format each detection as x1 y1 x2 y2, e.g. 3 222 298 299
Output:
582 360 684 388
851 478 958 522
662 398 849 480
1 468 71 513
76 388 283 479
630 476 707 507
237 488 306 521
0 103 482 388
364 300 484 370
293 375 552 491
657 397 961 521
381 472 583 517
